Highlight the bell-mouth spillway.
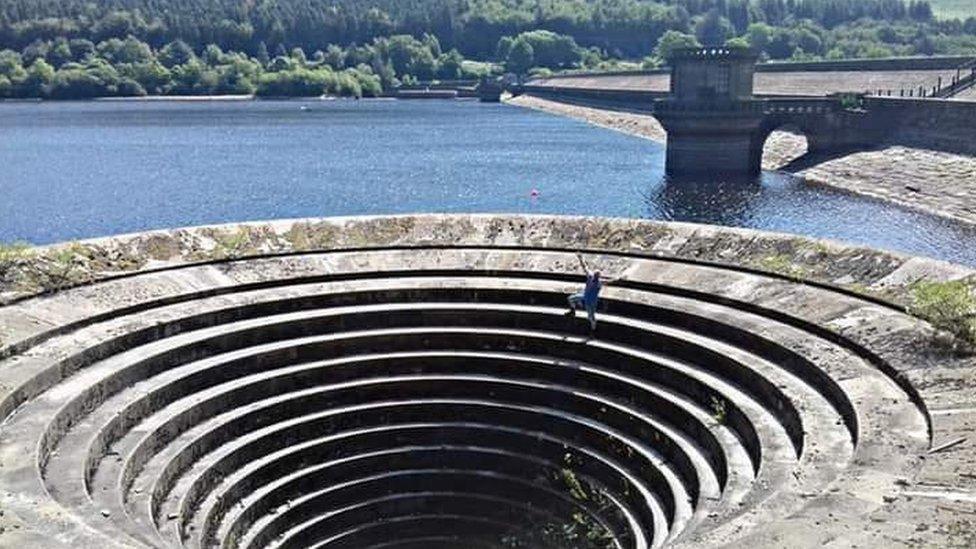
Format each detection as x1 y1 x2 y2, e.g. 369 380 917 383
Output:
0 215 971 549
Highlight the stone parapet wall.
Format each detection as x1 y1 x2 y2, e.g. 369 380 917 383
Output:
866 96 976 154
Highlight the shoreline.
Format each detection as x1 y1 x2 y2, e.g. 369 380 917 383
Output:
507 94 976 227
0 94 400 103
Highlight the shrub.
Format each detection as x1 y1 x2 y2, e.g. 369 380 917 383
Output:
115 77 147 96
527 66 553 79
347 68 381 97
255 68 331 97
908 279 976 350
334 70 363 98
49 69 110 98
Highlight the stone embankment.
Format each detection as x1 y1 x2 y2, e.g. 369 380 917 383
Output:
0 215 974 549
508 94 976 226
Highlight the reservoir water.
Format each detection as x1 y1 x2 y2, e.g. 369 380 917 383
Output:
1 99 975 265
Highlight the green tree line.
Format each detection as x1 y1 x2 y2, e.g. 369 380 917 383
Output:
0 0 973 60
1 0 974 99
0 33 496 99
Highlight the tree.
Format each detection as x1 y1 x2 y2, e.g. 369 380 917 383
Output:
159 40 195 68
654 31 700 60
437 49 464 79
767 28 794 58
269 55 298 72
727 0 753 34
203 44 224 66
409 48 437 80
256 42 270 67
323 45 345 69
745 23 775 52
350 65 382 96
215 63 256 94
23 59 54 96
422 33 442 58
725 36 751 49
505 38 534 74
255 67 331 97
863 44 894 58
21 40 50 66
49 69 108 98
290 47 307 66
511 31 580 69
68 39 95 62
908 1 933 21
913 33 936 55
92 10 144 42
793 26 824 56
0 50 25 79
119 60 170 94
116 78 147 96
169 59 218 94
96 37 152 65
0 0 967 69
495 36 515 62
48 39 73 67
334 70 362 97
0 0 969 100
371 58 397 90
385 35 432 77
695 9 734 46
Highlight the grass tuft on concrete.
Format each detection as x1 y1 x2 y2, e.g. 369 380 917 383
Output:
908 278 976 351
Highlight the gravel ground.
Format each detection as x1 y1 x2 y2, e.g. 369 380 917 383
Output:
509 94 976 226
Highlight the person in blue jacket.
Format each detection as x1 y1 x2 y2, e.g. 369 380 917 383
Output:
565 252 622 330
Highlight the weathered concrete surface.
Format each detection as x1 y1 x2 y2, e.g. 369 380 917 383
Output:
508 95 976 226
0 215 973 548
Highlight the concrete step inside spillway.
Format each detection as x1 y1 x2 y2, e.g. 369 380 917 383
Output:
0 215 971 549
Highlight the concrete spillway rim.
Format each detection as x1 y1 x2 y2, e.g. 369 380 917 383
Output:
0 214 972 549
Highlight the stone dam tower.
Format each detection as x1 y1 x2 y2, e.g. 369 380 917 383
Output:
653 47 891 177
654 47 764 176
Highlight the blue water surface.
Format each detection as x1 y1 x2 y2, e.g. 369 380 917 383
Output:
1 99 974 265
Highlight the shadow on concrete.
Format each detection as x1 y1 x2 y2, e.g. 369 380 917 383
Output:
777 145 881 172
778 136 974 173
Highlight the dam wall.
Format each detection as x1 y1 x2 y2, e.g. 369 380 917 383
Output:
527 55 976 97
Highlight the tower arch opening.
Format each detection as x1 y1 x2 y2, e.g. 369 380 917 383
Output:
759 123 810 171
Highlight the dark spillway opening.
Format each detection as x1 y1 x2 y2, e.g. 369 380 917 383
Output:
36 276 851 549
